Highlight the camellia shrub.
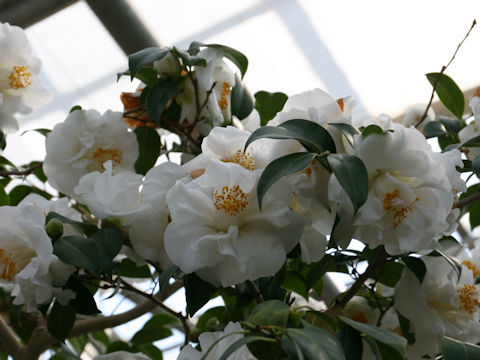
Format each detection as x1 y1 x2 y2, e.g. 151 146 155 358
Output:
0 19 480 360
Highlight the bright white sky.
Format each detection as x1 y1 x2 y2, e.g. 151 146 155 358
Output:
2 1 480 358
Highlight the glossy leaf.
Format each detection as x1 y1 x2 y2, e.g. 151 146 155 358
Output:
90 227 124 274
171 47 207 67
280 119 336 154
184 273 217 317
472 156 480 177
131 314 178 345
0 130 5 150
361 124 385 138
64 276 100 315
219 336 276 360
129 47 169 78
254 91 288 125
145 78 179 123
328 153 369 214
8 185 51 205
423 121 447 138
439 117 462 134
134 126 161 175
426 72 465 120
257 152 316 209
0 184 9 206
375 261 404 287
337 325 362 360
247 300 290 328
53 236 101 273
402 256 426 284
114 258 151 278
231 74 254 120
47 301 76 342
442 336 480 359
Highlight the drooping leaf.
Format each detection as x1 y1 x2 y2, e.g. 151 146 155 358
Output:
247 300 290 328
184 273 217 317
328 153 369 214
257 152 316 209
134 126 161 175
129 47 169 78
231 74 254 120
426 72 465 120
442 336 480 359
131 313 178 345
145 79 179 123
402 256 426 284
254 91 288 125
64 276 100 315
47 301 76 342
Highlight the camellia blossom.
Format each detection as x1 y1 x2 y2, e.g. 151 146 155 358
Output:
0 22 50 132
395 256 480 359
459 89 480 160
0 201 75 312
165 159 305 287
329 127 464 254
43 109 139 197
177 322 256 360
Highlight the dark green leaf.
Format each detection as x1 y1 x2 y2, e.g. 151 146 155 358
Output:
472 156 480 178
90 227 124 274
135 68 159 88
114 258 151 278
49 351 81 360
461 134 480 148
397 312 415 345
134 126 161 176
442 336 480 359
338 316 406 358
196 306 227 331
337 325 362 360
190 42 248 78
254 91 288 125
184 273 217 317
131 314 178 345
247 300 290 327
439 117 462 134
470 201 480 229
64 276 100 315
91 331 110 347
21 128 52 137
257 152 316 209
8 185 51 205
328 154 368 214
145 79 179 124
402 256 426 284
139 344 163 360
375 261 405 287
423 121 447 138
46 211 96 236
69 106 82 113
280 119 336 154
106 341 134 353
361 125 385 138
0 130 5 150
157 265 181 297
47 301 76 342
171 47 207 67
53 236 100 273
231 74 254 120
219 336 276 360
282 271 308 299
426 72 465 120
69 335 88 355
0 184 9 206
129 47 169 78
284 325 346 360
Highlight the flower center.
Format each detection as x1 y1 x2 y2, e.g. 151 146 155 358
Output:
337 98 345 112
0 247 35 281
91 147 123 170
457 284 479 314
218 82 232 110
462 260 480 278
222 149 255 171
214 185 248 216
8 65 32 89
382 189 418 229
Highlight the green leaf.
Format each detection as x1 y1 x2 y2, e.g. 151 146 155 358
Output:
184 273 217 317
157 265 181 297
361 124 385 138
135 68 159 88
284 325 346 360
21 128 52 137
0 130 5 150
402 256 426 284
171 47 207 67
145 78 179 123
8 185 51 205
92 227 124 274
254 91 288 126
129 47 169 78
422 121 447 138
257 152 316 209
461 134 480 148
131 314 178 345
190 42 248 78
219 336 276 360
69 335 88 355
282 271 308 299
46 211 96 236
470 201 480 229
0 184 9 206
439 117 462 134
196 306 227 331
472 156 480 178
69 105 82 113
114 258 151 278
375 261 405 287
134 126 161 175
91 331 110 347
426 72 465 120
338 316 406 358
139 344 163 360
47 301 76 342
337 325 362 360
64 276 100 315
49 351 81 360
247 300 290 327
328 153 369 214
231 74 254 120
442 336 480 359
53 236 101 273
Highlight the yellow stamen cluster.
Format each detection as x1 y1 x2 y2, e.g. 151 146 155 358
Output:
222 149 255 171
214 185 248 216
383 189 418 229
337 98 345 112
462 260 480 278
457 284 479 314
218 82 232 110
92 147 123 169
0 249 17 281
8 65 32 89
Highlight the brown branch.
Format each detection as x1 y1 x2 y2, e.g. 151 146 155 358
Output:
332 247 388 311
0 316 21 358
454 191 480 208
415 20 477 128
246 280 264 303
0 162 43 178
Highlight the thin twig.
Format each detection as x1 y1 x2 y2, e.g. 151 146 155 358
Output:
0 316 21 357
246 280 264 303
415 20 477 128
0 162 43 178
454 191 480 208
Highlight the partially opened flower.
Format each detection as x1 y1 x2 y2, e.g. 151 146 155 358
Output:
165 159 304 287
0 22 50 132
177 322 256 360
44 109 139 197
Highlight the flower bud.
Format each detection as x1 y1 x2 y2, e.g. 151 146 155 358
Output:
45 218 63 241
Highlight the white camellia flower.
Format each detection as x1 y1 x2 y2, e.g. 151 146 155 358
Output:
43 109 139 197
329 127 464 254
459 92 480 160
0 202 75 312
177 322 256 360
94 351 150 360
74 161 187 267
165 159 304 287
0 22 50 132
395 256 480 359
402 103 435 128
